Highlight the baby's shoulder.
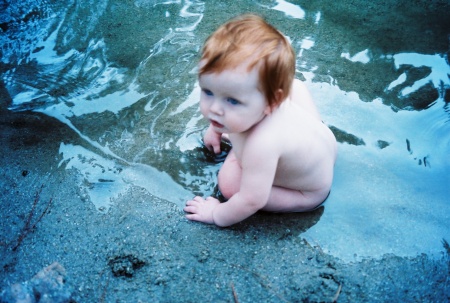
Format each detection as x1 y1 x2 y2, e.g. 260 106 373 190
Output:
251 108 304 145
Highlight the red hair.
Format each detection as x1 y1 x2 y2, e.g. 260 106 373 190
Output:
199 14 296 108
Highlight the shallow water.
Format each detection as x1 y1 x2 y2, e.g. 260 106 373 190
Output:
1 0 449 262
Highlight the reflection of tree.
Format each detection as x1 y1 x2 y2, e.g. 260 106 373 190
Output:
385 53 449 111
294 0 450 112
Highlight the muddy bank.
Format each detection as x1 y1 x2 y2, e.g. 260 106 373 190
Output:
1 112 448 303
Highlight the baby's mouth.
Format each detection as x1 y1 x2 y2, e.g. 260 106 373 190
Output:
210 119 224 129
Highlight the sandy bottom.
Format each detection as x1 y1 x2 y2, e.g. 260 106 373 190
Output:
1 110 448 302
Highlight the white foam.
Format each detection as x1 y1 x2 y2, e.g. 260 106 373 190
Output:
272 0 305 19
341 49 371 64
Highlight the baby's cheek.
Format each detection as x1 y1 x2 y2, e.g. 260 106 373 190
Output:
199 101 208 117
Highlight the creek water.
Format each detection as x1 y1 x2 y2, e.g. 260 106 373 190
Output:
1 0 449 262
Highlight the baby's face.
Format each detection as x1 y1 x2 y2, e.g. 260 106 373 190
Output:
198 61 271 134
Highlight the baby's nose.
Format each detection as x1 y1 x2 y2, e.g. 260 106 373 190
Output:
210 100 223 115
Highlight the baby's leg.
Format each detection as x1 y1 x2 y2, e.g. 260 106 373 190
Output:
217 149 329 212
217 150 241 199
262 186 329 212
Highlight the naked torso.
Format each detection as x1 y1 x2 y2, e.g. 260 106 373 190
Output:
229 79 337 195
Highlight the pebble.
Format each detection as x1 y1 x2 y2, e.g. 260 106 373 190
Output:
0 262 73 303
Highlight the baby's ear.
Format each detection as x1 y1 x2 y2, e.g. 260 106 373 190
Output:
265 89 284 114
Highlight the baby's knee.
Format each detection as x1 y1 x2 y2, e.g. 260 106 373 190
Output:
218 171 239 200
217 151 241 199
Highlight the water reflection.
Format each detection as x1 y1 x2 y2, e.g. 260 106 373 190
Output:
1 0 449 260
388 53 449 98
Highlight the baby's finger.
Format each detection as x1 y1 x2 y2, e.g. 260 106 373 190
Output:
213 144 221 154
186 196 202 205
184 204 196 213
185 200 195 206
186 213 200 221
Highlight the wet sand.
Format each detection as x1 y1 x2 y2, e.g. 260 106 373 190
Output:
0 109 448 302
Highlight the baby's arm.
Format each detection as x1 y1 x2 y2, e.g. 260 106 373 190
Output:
203 124 222 154
212 144 278 226
185 135 278 226
185 188 269 226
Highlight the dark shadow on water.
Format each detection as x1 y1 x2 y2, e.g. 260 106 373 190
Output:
229 207 325 240
328 125 366 146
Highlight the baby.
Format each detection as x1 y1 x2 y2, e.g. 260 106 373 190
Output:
184 14 337 227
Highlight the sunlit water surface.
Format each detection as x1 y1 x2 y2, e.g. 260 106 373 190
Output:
1 0 449 262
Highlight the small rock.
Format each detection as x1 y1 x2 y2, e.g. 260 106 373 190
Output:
0 262 73 303
0 282 34 303
108 254 146 277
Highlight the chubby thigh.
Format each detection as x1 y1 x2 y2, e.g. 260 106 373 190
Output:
217 150 241 200
218 148 333 212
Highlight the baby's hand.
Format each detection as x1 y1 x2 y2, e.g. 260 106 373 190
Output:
203 125 222 154
184 196 220 224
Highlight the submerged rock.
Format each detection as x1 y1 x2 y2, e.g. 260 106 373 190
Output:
0 262 73 303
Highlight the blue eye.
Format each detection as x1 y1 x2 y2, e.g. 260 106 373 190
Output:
227 97 240 105
203 89 213 96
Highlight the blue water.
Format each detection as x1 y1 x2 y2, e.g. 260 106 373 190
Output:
1 0 449 262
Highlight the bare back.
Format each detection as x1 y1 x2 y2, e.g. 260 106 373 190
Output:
229 79 337 196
